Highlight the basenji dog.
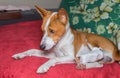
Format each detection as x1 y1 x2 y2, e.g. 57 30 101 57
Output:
12 5 120 74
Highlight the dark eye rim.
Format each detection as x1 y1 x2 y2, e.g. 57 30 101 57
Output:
49 29 55 34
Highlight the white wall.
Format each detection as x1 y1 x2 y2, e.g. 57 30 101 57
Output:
0 0 61 9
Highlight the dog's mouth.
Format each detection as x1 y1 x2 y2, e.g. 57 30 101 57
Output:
40 43 54 50
40 44 56 51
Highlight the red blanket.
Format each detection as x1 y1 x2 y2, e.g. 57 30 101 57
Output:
0 20 120 78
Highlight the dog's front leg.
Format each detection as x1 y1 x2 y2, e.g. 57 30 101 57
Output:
12 49 55 59
37 56 74 73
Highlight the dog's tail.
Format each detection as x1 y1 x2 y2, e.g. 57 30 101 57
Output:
113 46 120 61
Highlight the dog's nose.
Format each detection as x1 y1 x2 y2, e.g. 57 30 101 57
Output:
40 44 46 50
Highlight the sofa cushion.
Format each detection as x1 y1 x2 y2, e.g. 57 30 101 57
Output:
59 0 120 44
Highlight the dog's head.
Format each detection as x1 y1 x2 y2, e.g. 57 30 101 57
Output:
35 5 68 50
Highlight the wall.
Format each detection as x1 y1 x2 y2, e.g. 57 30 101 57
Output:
0 0 61 9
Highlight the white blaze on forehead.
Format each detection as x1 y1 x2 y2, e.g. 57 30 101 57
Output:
44 12 57 31
43 12 57 37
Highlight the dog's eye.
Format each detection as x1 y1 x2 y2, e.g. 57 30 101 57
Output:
49 29 55 34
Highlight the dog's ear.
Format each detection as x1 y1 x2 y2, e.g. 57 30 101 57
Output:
58 8 68 25
35 5 48 18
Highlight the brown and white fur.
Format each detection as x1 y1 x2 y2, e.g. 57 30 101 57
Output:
12 6 120 73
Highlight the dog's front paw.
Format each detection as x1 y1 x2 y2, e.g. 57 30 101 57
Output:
36 59 55 74
12 53 26 60
76 63 86 70
36 64 50 74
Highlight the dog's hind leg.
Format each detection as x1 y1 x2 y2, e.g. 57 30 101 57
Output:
75 49 114 70
12 49 56 59
75 47 104 69
76 47 104 64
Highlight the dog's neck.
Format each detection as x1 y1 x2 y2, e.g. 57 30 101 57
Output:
62 22 74 44
53 21 74 56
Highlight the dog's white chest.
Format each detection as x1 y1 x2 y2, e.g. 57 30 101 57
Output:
53 42 74 57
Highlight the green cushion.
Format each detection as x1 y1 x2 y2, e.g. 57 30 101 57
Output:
59 0 120 44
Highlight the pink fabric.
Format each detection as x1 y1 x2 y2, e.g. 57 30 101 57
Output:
0 20 120 78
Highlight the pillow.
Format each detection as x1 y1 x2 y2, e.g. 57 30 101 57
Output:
59 0 120 44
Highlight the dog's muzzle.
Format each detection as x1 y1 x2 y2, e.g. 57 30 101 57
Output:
40 36 55 50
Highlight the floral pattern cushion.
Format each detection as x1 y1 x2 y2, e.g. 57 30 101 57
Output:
59 0 120 45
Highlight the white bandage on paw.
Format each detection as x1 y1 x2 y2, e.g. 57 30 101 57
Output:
118 42 120 50
79 47 103 64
